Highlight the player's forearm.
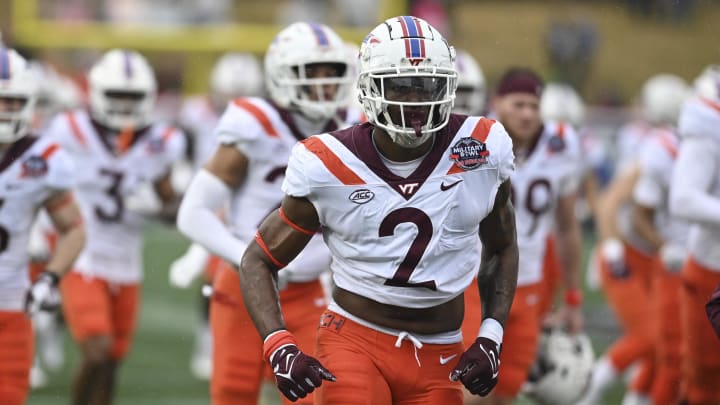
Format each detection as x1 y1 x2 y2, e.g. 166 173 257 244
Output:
238 243 287 338
479 240 519 327
177 170 247 264
45 224 85 276
670 187 720 226
556 223 582 292
595 166 639 241
631 205 664 250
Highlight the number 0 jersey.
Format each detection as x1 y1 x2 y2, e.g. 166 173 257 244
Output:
44 110 186 284
282 115 515 308
0 136 75 311
214 97 362 281
511 121 583 286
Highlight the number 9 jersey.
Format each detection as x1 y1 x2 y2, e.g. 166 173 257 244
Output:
42 110 186 284
282 115 515 308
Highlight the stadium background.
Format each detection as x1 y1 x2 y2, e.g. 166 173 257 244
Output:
0 0 717 403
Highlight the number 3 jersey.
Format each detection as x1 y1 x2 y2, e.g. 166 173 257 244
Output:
43 110 186 284
0 136 74 311
511 121 582 286
282 115 515 308
214 97 363 282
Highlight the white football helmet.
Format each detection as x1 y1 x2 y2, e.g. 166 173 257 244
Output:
88 49 157 130
641 74 690 127
453 49 485 115
541 82 586 128
0 48 38 142
29 62 83 127
526 330 595 405
358 16 457 148
209 52 264 110
265 22 352 121
693 65 720 103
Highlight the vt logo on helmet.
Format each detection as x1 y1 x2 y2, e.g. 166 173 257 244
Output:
357 16 458 148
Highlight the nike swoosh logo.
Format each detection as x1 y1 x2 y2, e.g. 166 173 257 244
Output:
440 179 463 191
439 354 457 365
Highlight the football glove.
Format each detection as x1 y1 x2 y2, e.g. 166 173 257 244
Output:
25 271 61 315
707 286 720 339
659 243 687 273
169 243 209 288
264 330 336 402
450 337 501 396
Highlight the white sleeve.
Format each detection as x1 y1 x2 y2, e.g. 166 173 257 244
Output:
45 148 76 191
557 125 584 196
281 142 313 198
633 142 666 208
214 99 270 159
177 169 248 265
670 137 720 225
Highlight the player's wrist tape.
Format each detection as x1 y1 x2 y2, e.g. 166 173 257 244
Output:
40 271 61 287
478 318 503 346
263 329 298 362
565 289 583 307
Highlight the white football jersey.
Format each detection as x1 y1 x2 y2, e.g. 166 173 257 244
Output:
615 120 653 174
282 115 515 308
512 121 582 286
0 136 74 311
215 97 363 282
44 110 185 284
633 128 689 245
676 98 720 270
178 96 221 170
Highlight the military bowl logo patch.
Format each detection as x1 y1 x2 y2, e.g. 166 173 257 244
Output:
21 156 48 177
450 137 489 170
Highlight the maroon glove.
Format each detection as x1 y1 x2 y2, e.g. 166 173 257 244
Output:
707 285 720 339
264 330 336 402
449 337 501 396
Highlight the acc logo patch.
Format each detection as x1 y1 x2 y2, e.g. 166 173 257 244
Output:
146 138 165 154
450 137 489 170
548 135 566 153
21 156 48 177
349 189 374 204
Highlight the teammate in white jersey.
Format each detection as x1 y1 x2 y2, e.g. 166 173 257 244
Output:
669 65 720 405
579 73 690 405
169 52 264 380
0 47 85 405
43 49 185 405
236 16 518 404
177 22 359 405
460 68 584 405
631 125 689 405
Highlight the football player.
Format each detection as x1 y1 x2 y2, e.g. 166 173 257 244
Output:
579 73 690 405
169 52 264 380
669 65 720 405
453 49 486 116
177 22 361 405
236 16 519 404
43 49 186 405
0 47 85 405
462 68 584 405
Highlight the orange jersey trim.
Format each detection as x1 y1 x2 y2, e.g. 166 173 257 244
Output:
657 133 678 159
66 112 88 147
301 137 365 185
254 231 287 269
161 126 176 142
701 97 720 114
41 144 59 160
278 207 316 236
557 121 566 138
233 98 279 137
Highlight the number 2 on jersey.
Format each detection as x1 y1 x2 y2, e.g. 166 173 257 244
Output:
381 207 437 290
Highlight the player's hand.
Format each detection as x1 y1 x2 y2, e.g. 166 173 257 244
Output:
660 243 686 273
265 330 336 402
270 345 335 402
25 272 61 315
169 244 209 289
449 337 500 396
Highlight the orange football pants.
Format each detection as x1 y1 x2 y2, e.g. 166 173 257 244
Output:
650 257 683 405
599 242 656 393
0 312 33 405
537 236 562 318
314 309 464 404
61 271 140 360
210 263 326 405
462 282 540 398
680 257 720 405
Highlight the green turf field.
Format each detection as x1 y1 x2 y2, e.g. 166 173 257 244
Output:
27 224 628 405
